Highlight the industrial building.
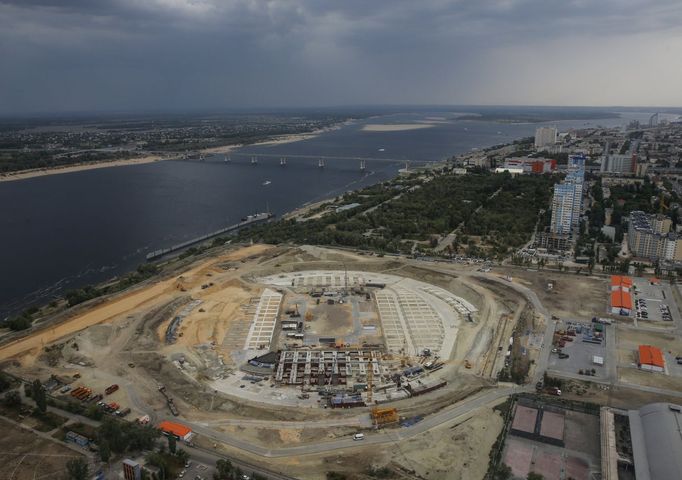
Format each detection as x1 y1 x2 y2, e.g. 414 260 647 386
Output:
274 350 382 387
637 345 665 372
628 211 682 262
629 403 682 480
158 421 193 442
501 157 557 174
610 275 633 315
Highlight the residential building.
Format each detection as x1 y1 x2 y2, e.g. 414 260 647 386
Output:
628 211 682 261
549 166 584 235
123 459 141 480
601 153 636 174
567 154 587 171
534 126 557 149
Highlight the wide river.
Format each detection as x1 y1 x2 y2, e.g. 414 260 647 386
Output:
0 110 668 317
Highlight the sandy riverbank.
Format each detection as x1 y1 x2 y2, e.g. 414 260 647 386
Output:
362 123 436 132
201 124 345 155
1 124 344 183
0 154 168 183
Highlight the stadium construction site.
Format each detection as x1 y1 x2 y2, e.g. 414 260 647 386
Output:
0 245 540 479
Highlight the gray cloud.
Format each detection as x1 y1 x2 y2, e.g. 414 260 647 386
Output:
1 0 681 113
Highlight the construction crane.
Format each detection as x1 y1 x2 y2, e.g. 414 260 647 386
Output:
400 337 410 367
366 352 374 404
659 192 669 213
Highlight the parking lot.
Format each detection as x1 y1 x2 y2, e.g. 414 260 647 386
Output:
178 459 214 480
547 320 615 381
631 278 680 326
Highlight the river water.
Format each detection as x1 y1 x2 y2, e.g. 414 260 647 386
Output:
0 110 669 317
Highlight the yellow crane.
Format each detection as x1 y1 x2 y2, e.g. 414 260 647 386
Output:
659 192 669 213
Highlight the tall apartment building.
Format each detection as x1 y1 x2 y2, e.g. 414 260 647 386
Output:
550 167 584 235
628 211 682 261
550 184 578 234
568 154 587 171
601 153 636 174
534 127 557 149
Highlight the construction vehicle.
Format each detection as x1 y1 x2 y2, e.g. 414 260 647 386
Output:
371 407 399 426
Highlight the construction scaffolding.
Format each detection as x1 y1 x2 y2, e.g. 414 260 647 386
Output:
274 350 382 387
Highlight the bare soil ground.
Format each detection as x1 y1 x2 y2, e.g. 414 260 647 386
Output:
560 378 682 409
389 402 504 480
307 302 354 337
616 326 682 352
502 268 608 319
619 367 682 390
0 417 86 480
0 244 521 480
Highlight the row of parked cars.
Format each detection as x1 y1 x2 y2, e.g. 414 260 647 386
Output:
635 298 649 319
635 298 674 321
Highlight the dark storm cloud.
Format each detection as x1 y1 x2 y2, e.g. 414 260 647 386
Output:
1 0 681 113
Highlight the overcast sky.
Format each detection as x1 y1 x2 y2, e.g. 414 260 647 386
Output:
1 0 682 114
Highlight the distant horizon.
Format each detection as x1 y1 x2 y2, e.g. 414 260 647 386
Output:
2 104 682 120
3 2 682 114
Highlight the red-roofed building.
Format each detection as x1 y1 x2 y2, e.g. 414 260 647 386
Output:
610 275 633 315
610 275 633 291
158 421 193 441
638 345 665 372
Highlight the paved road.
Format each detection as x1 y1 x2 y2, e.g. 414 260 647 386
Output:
182 444 296 480
179 385 529 458
547 368 682 399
